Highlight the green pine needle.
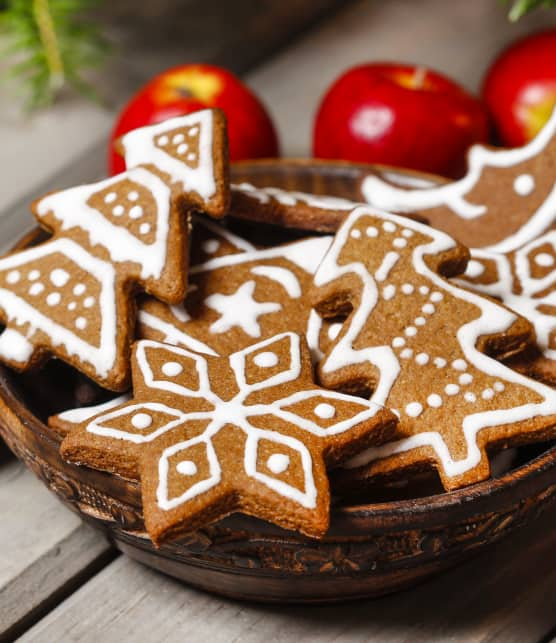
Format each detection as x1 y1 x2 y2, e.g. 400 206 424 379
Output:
503 0 556 20
0 0 109 110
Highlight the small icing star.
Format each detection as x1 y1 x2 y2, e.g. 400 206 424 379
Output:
205 280 281 337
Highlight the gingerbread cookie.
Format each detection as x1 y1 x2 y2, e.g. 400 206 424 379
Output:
361 107 556 252
117 109 230 218
137 231 332 357
57 333 396 543
311 206 556 490
230 182 355 232
456 230 556 384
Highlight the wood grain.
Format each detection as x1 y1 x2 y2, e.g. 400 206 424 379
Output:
0 457 113 640
19 510 556 643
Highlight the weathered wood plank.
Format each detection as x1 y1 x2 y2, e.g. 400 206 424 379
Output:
19 510 556 643
0 456 114 640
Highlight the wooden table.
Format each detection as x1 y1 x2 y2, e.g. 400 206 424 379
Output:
1 2 555 640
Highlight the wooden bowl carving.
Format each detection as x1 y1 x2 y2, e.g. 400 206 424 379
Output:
0 159 554 603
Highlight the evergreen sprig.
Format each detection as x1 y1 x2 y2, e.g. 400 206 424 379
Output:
504 0 556 20
0 0 108 109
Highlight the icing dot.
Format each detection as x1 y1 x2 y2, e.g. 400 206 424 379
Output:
129 205 143 219
131 412 152 429
177 143 189 155
434 357 447 368
400 348 413 359
83 296 95 308
28 270 40 281
67 301 77 311
50 268 69 287
493 381 505 392
127 191 139 201
7 270 20 284
405 326 417 337
314 403 336 419
445 384 460 396
139 223 151 235
414 316 426 326
401 284 414 294
173 133 185 144
202 239 220 254
112 205 124 216
427 394 442 408
176 460 197 476
104 192 117 204
187 153 196 162
328 323 342 340
46 292 61 306
459 373 473 385
466 260 485 278
405 402 423 417
392 337 405 348
73 284 86 296
157 135 169 145
465 392 477 403
75 317 87 330
29 283 44 296
402 229 413 238
422 303 435 315
189 126 199 136
254 351 279 368
419 286 429 295
393 238 407 248
430 292 443 303
162 361 183 377
415 352 429 365
383 285 396 300
267 453 290 474
366 226 378 237
350 229 362 239
452 359 467 371
383 221 396 232
513 173 535 196
534 252 555 267
482 388 494 400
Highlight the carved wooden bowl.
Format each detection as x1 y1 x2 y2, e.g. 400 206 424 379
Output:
0 159 555 603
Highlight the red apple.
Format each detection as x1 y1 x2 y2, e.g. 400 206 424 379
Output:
109 64 279 175
482 29 556 147
313 63 489 177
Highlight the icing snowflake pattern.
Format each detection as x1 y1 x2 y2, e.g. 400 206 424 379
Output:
312 206 556 489
58 333 392 542
457 231 556 360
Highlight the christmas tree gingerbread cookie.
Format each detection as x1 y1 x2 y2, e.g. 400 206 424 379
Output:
116 109 230 218
56 333 396 543
456 230 556 385
361 107 556 252
311 206 556 490
0 112 230 390
137 232 333 357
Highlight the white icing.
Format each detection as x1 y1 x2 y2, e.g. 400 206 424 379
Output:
7 270 20 284
202 239 220 255
534 252 554 267
401 284 414 294
392 337 405 348
73 284 86 296
383 285 396 300
427 394 442 408
266 453 290 474
28 270 40 281
351 229 362 239
50 268 70 287
361 108 556 252
205 281 282 337
250 265 302 298
0 329 34 363
327 322 342 341
374 251 399 282
56 394 131 423
445 384 460 396
514 173 535 196
36 167 172 280
366 226 378 237
434 357 447 368
46 292 61 306
465 260 485 278
414 317 426 326
132 412 153 429
253 351 279 368
162 361 183 377
0 238 117 377
232 182 355 211
176 460 197 476
452 359 467 371
314 402 336 419
459 373 473 385
415 352 429 365
405 402 423 417
393 238 407 249
29 283 44 296
400 348 413 359
315 206 556 479
122 110 218 200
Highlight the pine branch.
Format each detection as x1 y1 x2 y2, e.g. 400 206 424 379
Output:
0 0 109 109
504 0 556 20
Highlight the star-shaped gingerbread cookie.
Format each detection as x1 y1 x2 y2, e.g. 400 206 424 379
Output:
56 333 396 543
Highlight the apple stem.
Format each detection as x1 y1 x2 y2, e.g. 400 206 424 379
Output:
412 66 427 89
